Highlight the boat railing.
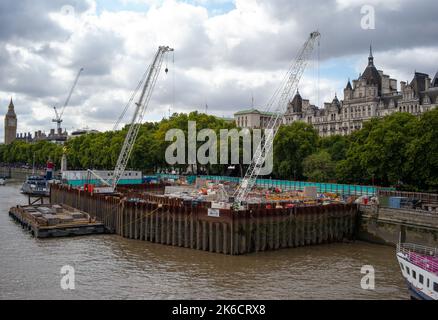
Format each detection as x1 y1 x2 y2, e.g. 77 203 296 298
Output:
398 243 438 275
398 243 438 257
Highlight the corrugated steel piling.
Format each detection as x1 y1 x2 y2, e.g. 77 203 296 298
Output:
50 184 359 255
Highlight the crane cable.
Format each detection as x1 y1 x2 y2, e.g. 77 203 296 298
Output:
171 50 175 118
113 64 153 131
317 36 320 108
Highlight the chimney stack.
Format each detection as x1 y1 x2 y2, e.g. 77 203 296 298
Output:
401 81 406 92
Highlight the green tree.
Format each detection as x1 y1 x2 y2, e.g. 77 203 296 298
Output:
337 112 418 186
273 122 319 180
303 150 336 182
319 135 350 162
404 108 438 191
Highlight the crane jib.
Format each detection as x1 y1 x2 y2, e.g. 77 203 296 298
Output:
53 68 84 131
110 46 174 192
233 32 321 208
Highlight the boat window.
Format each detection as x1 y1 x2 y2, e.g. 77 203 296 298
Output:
399 262 404 271
427 279 430 288
434 282 438 293
412 270 417 279
406 266 410 275
419 274 424 284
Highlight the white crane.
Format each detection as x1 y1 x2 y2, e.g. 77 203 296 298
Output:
233 31 321 208
88 46 174 193
53 68 84 131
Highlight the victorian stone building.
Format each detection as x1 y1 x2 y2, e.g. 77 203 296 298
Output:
4 98 17 145
235 48 438 136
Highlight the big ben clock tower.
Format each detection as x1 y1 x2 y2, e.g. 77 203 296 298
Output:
4 98 17 145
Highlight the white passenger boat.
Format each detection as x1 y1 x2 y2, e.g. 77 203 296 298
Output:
396 243 438 300
21 175 49 196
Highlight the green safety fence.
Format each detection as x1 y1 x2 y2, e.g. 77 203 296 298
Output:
156 174 395 196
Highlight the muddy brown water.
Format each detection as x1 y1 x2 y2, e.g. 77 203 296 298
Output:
0 181 408 299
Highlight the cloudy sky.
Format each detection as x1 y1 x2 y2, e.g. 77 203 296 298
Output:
1 0 438 142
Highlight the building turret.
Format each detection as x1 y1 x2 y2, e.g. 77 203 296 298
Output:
289 90 303 113
432 70 438 88
344 79 353 100
361 45 382 95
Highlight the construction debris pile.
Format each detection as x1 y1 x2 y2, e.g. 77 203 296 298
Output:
155 177 360 208
164 179 231 203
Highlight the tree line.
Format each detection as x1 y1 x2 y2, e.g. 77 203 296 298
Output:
1 109 437 191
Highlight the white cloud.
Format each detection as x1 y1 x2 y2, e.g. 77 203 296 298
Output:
1 0 438 143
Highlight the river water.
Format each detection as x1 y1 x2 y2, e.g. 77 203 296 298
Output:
0 181 408 300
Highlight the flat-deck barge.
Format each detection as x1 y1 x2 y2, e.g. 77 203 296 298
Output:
9 204 105 238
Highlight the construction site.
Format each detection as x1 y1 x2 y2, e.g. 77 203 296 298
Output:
50 183 358 255
11 33 366 253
